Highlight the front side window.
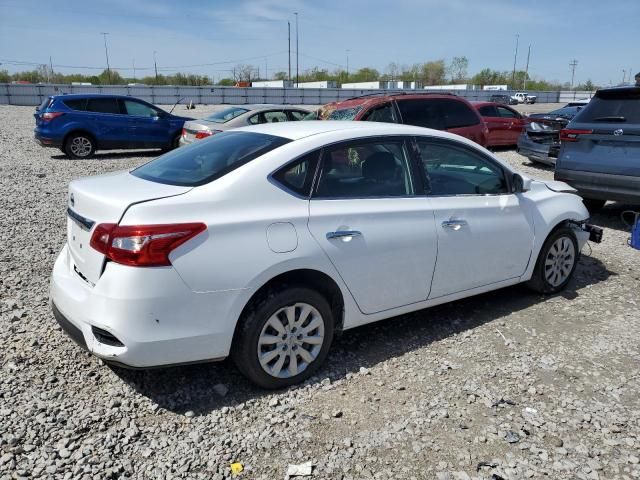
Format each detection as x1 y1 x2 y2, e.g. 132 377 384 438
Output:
361 102 397 123
314 139 414 198
497 106 519 118
263 111 288 123
288 110 307 121
123 100 157 117
416 138 508 196
272 150 320 197
86 98 121 114
478 105 498 117
132 131 291 186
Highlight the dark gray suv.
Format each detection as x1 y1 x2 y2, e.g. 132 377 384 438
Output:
555 86 640 211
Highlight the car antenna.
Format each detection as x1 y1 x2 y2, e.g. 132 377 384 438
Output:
169 97 185 114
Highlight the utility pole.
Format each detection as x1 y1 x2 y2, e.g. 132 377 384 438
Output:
346 49 350 78
49 56 54 83
294 12 299 86
132 59 136 82
265 58 268 80
287 21 291 83
511 33 519 90
523 44 531 90
153 51 158 82
569 59 578 90
622 69 627 84
100 32 111 83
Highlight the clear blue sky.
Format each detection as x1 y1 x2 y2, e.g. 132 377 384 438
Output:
0 0 637 86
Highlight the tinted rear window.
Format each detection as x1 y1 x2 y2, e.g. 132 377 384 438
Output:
86 98 121 114
574 92 640 123
397 99 480 130
132 131 291 186
63 99 87 111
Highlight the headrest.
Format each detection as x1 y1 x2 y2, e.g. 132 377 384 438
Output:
362 152 397 180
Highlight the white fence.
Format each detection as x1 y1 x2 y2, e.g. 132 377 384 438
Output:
0 83 589 106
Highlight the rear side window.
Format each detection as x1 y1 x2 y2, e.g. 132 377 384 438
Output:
272 150 320 196
86 98 121 114
441 99 480 128
63 99 87 111
574 92 640 123
288 110 307 121
497 106 519 118
397 99 446 129
132 131 291 186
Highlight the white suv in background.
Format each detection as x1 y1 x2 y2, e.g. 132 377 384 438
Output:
51 121 597 388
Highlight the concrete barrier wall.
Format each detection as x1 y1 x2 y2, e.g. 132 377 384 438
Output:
0 83 591 106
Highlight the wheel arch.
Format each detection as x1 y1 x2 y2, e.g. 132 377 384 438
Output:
232 268 346 345
63 129 98 149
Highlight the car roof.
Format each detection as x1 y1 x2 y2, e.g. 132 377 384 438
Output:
52 93 139 100
223 104 309 112
233 120 471 143
594 86 640 97
470 101 500 108
325 92 462 110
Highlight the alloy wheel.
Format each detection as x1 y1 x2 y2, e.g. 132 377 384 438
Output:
70 137 92 157
544 236 576 287
257 303 325 379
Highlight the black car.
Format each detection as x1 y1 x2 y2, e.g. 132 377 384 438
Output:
490 94 518 105
516 106 584 166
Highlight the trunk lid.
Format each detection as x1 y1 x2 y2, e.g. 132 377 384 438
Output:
66 170 192 285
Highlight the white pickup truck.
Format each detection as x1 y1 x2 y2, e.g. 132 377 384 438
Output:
512 92 537 104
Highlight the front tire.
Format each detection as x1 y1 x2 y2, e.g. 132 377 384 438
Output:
64 133 95 159
526 227 579 294
232 287 334 389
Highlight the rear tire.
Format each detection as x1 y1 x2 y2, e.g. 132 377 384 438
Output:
64 133 95 159
232 286 334 389
582 198 606 213
526 227 579 294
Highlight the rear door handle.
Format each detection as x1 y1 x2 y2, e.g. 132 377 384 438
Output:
441 219 467 231
326 230 362 240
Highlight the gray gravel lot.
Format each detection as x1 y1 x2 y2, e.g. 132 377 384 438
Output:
1 104 639 480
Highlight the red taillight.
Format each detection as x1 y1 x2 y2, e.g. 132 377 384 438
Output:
90 223 207 267
41 112 64 121
181 128 187 137
560 128 593 142
194 131 212 139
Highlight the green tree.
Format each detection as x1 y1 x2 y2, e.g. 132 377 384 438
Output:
217 78 234 86
421 60 446 85
448 56 469 82
0 69 10 83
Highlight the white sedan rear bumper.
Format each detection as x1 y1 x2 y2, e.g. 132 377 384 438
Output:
49 245 243 368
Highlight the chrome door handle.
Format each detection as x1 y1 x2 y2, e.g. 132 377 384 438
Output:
441 219 467 231
326 230 362 240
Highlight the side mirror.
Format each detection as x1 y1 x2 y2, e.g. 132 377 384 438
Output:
512 173 532 193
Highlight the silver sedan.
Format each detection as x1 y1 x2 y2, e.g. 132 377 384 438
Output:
179 105 310 146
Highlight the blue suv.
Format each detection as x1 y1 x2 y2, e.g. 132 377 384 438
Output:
34 94 193 158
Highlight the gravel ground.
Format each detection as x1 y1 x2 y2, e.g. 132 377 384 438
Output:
1 104 639 480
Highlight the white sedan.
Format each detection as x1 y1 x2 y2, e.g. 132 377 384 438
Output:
50 121 599 388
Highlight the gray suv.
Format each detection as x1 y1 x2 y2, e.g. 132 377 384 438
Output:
555 86 640 211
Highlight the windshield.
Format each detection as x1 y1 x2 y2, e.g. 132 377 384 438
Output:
204 107 250 123
132 131 291 186
326 106 363 121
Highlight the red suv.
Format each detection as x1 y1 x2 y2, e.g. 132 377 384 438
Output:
318 93 489 146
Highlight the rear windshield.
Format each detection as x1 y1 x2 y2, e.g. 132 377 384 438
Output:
132 131 291 186
574 91 640 123
326 106 363 121
204 107 249 123
38 97 52 111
